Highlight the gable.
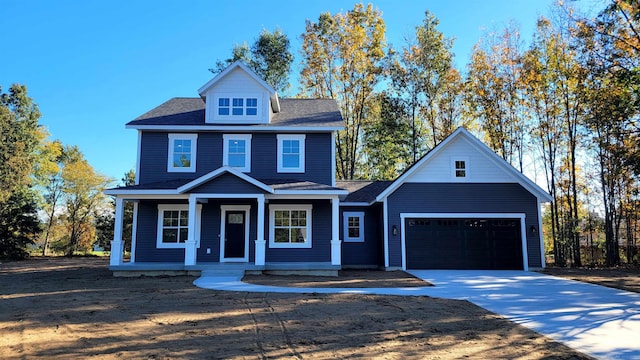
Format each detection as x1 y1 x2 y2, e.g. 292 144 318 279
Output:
376 128 553 203
189 172 267 194
203 68 272 125
405 135 514 183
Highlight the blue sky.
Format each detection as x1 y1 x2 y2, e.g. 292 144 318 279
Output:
2 0 590 183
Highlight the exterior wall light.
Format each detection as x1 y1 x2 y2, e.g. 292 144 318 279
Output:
392 225 398 236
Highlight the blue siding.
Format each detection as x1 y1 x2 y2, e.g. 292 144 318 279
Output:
340 205 382 267
139 131 332 185
265 200 332 263
134 201 185 262
386 183 542 268
191 173 266 194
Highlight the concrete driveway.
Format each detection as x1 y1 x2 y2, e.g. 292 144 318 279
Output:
408 270 640 360
195 270 640 359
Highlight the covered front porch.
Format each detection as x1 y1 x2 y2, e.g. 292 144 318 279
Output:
105 167 347 275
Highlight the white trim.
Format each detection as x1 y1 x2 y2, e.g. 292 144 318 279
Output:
130 201 138 263
398 213 529 271
451 157 469 180
178 166 273 193
198 61 276 96
273 190 348 196
126 125 344 132
156 204 202 249
220 205 251 262
167 133 198 173
339 202 370 207
269 204 313 249
104 189 181 196
343 211 365 242
135 130 141 185
383 199 389 268
375 128 552 202
266 193 346 200
277 134 306 173
538 200 546 268
331 132 336 187
222 134 252 172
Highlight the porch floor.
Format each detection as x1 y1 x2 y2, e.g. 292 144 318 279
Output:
109 262 340 272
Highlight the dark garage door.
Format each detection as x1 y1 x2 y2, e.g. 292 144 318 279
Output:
405 218 523 270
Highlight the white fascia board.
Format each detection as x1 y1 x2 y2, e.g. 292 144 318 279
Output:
266 193 342 200
178 166 273 194
104 193 188 200
126 125 344 132
198 61 276 96
339 202 371 207
104 189 180 196
273 190 348 196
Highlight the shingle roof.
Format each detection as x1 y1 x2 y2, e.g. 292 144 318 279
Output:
261 179 345 192
127 97 343 128
336 180 392 203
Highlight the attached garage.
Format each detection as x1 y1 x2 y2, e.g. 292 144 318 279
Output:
403 217 525 270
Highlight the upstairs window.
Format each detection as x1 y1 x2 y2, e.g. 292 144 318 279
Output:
223 134 252 172
168 134 197 172
277 134 306 173
217 96 259 117
218 98 230 115
453 158 468 178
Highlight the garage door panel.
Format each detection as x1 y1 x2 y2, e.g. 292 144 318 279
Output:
406 217 523 270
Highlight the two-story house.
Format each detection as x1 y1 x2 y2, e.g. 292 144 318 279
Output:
106 61 552 275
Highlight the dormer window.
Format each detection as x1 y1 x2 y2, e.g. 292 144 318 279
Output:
216 95 260 118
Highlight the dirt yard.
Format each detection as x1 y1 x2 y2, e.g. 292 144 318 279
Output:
0 258 592 359
541 266 640 293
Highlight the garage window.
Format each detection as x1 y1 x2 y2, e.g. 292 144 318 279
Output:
343 212 364 242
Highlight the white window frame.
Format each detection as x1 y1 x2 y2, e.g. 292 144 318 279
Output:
451 157 469 179
343 211 365 242
277 134 306 173
167 134 197 172
269 204 313 249
156 204 202 249
223 134 252 172
215 94 261 121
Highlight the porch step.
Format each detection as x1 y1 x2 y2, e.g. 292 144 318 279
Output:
200 269 245 278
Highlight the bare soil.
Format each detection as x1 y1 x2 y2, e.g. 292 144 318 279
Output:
540 266 640 293
0 257 591 359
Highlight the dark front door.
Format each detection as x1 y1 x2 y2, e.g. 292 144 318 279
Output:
224 211 245 259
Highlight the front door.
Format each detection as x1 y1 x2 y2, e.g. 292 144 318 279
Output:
221 207 249 262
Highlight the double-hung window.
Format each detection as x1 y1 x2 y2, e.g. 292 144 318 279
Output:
167 134 197 172
269 205 312 248
223 134 252 172
156 204 201 249
343 212 365 242
277 134 306 173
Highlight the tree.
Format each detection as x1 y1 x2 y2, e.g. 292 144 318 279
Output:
61 153 111 256
211 29 294 94
465 23 527 171
0 84 42 260
387 11 456 164
32 139 64 256
362 92 412 179
300 3 386 179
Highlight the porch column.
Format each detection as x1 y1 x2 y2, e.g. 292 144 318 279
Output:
330 197 342 266
184 195 197 266
110 197 124 266
255 194 266 266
